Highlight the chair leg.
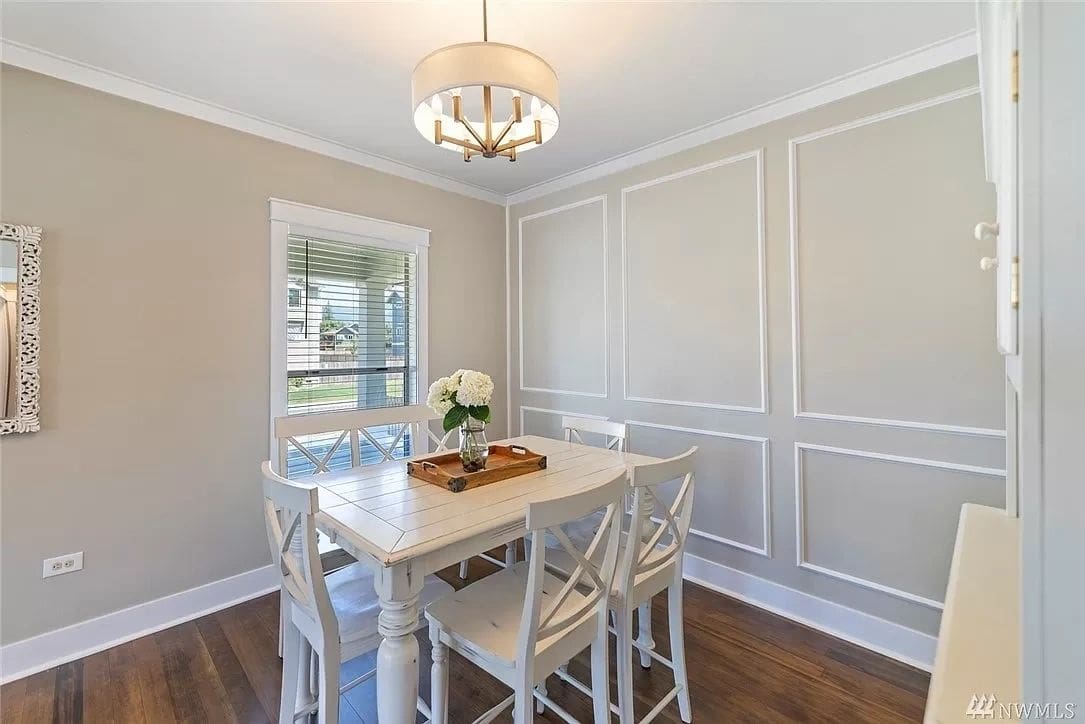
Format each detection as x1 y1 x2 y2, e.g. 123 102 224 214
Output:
429 622 449 724
278 587 288 658
279 622 303 724
512 689 534 724
505 540 518 567
615 605 636 724
316 647 340 724
590 616 611 724
458 558 469 580
668 582 692 723
636 600 655 669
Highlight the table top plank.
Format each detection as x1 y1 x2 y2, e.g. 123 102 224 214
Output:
298 435 659 567
391 464 636 559
316 503 404 562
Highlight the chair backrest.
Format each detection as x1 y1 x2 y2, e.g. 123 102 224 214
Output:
274 404 454 477
617 447 697 592
519 472 627 677
561 416 627 452
260 461 336 636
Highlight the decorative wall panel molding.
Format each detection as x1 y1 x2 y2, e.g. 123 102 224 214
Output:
518 405 608 437
794 442 1005 609
627 419 771 557
518 196 609 398
788 87 1005 438
621 150 767 413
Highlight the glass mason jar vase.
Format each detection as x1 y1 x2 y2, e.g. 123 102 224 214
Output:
459 418 489 472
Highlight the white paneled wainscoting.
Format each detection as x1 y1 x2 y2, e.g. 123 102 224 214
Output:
509 58 1005 670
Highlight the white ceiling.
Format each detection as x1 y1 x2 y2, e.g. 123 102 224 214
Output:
1 1 975 199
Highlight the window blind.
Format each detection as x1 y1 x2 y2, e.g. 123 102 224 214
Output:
286 234 417 419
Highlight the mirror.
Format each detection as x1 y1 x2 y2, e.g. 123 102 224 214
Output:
0 223 41 434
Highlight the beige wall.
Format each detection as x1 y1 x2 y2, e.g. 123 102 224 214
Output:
0 66 506 644
510 58 1005 637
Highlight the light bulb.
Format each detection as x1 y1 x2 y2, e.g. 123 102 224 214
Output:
510 89 521 98
529 96 542 117
450 87 462 97
430 94 443 115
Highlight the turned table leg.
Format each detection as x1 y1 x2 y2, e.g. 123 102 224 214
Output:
376 566 423 724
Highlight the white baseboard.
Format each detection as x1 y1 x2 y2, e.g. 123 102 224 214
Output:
1 554 934 685
0 564 278 685
681 553 937 672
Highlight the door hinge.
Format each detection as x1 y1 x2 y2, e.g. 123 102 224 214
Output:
1011 50 1019 103
1011 256 1020 308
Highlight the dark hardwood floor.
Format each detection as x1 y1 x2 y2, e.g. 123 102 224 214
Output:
1 551 930 723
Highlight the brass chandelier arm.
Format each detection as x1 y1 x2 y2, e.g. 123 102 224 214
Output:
483 85 494 145
457 116 489 149
492 112 519 149
436 132 485 154
494 133 541 154
435 112 538 158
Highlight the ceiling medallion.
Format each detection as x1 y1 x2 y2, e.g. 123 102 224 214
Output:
411 0 559 162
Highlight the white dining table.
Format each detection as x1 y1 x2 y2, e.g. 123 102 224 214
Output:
294 433 660 723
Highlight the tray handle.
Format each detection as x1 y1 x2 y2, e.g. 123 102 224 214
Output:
510 445 528 456
420 461 440 471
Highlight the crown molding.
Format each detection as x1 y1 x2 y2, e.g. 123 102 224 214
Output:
2 30 977 209
0 39 507 206
506 30 977 205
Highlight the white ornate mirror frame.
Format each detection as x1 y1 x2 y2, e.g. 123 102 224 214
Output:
0 223 42 434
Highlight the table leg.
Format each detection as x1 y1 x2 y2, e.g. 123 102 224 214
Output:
376 566 423 724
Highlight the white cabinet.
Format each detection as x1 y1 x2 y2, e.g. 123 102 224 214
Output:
976 0 1020 368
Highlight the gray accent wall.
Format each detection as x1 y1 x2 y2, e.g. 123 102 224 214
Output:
509 58 1005 638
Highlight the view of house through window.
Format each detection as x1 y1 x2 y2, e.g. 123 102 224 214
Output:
285 234 418 475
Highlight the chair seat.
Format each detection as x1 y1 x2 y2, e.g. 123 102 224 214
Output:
298 562 454 659
425 562 596 671
545 532 675 604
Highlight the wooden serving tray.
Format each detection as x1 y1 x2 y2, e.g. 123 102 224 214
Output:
407 444 547 493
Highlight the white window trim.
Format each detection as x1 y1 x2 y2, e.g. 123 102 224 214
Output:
268 198 430 466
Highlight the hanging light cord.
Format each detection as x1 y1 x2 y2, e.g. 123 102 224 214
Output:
482 0 488 42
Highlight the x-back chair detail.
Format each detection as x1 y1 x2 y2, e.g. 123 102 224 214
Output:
561 416 627 452
272 404 453 656
426 471 628 724
275 404 455 476
545 447 698 724
262 462 452 723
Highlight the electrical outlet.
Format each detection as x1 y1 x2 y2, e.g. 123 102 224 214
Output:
42 552 83 579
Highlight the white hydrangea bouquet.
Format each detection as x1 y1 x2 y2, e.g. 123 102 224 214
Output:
427 369 495 471
427 369 494 432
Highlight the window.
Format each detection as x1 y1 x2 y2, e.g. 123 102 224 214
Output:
271 199 429 477
286 234 418 417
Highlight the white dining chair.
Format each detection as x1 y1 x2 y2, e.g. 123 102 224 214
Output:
275 404 455 478
426 470 628 724
456 416 627 582
273 405 454 655
261 461 453 724
544 447 697 724
555 417 629 546
543 416 661 673
561 416 628 452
